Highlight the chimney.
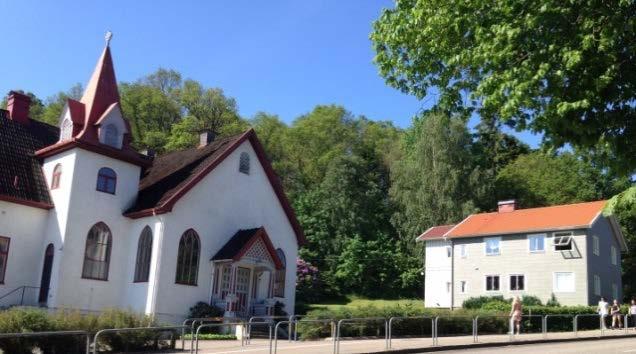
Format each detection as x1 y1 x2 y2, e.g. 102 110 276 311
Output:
6 91 31 124
198 130 215 148
498 200 516 213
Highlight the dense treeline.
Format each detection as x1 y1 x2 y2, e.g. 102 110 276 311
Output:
3 69 633 302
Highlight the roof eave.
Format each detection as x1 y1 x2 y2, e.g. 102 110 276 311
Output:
0 194 54 210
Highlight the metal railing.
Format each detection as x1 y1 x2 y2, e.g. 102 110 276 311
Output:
194 321 270 353
574 314 604 337
0 285 41 306
387 316 435 348
246 315 289 344
335 317 388 354
473 315 510 343
93 326 188 354
434 315 476 346
543 314 574 338
0 330 89 354
182 317 224 353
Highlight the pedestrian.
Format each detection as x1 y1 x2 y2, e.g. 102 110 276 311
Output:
611 299 623 329
597 297 609 330
510 296 522 335
629 299 636 329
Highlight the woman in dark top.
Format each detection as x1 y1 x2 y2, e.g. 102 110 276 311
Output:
611 299 623 329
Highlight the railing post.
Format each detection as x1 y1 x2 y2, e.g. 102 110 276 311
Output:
574 315 578 338
384 319 388 350
387 317 393 349
20 286 25 306
542 316 546 339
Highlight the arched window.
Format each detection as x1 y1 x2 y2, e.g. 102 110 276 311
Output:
81 222 112 280
60 119 73 141
51 164 62 190
96 167 117 194
274 248 286 298
175 229 200 285
239 152 250 174
104 124 119 148
133 226 153 282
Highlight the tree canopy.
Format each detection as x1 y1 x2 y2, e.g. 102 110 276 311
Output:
371 0 636 173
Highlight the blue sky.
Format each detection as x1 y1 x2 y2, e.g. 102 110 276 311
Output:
0 0 540 147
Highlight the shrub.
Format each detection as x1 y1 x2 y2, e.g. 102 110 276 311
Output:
462 296 507 309
546 293 561 307
188 302 224 319
521 295 542 306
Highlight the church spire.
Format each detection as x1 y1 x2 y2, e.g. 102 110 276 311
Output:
80 32 120 128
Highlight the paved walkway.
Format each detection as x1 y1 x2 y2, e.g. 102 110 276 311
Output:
169 328 636 354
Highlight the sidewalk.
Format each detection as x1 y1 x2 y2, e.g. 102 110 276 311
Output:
174 328 636 354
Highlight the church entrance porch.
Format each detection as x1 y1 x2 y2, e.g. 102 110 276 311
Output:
209 227 284 319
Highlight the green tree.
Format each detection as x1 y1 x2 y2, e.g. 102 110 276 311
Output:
40 84 83 126
371 0 636 173
604 186 636 298
495 152 631 208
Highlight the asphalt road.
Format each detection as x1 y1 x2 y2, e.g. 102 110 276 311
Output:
432 337 636 354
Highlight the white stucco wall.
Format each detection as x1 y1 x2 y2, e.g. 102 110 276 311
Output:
425 239 452 308
0 201 49 306
146 141 299 321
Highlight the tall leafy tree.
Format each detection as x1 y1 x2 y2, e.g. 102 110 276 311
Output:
372 0 636 173
604 187 636 298
40 84 83 125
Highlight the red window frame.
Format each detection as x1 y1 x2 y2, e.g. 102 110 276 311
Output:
51 164 62 190
0 236 10 284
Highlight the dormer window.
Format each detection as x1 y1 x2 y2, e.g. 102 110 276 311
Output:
104 124 119 148
239 152 250 174
60 119 73 141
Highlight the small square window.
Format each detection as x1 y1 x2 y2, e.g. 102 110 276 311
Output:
553 232 573 251
593 275 601 296
592 236 600 256
528 234 545 253
553 272 575 292
446 246 452 258
460 281 467 293
459 244 468 258
446 282 451 293
510 274 525 291
611 246 618 265
486 275 500 291
485 237 500 256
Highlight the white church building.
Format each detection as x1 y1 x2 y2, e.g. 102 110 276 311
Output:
0 40 305 323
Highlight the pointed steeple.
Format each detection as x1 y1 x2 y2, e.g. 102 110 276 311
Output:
80 36 120 128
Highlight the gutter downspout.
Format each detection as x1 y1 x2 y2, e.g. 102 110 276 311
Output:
149 210 165 317
450 238 454 310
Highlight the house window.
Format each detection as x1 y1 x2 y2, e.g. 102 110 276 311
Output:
459 244 467 258
104 124 119 148
553 272 575 292
485 275 500 291
593 275 601 296
553 232 573 251
81 222 112 280
0 237 10 284
446 282 452 293
239 152 250 174
220 266 231 294
528 234 545 253
485 237 501 256
176 229 200 285
592 236 600 256
51 164 62 190
510 274 525 291
460 281 467 293
274 248 286 297
611 246 618 265
446 246 452 258
96 167 117 194
133 226 153 282
612 283 618 300
60 119 73 141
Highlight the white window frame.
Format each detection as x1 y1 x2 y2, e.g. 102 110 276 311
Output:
593 274 601 296
484 237 501 256
459 244 468 258
485 274 501 292
592 235 600 256
460 280 467 293
553 272 575 293
528 234 546 253
552 232 573 252
509 274 526 291
611 246 618 265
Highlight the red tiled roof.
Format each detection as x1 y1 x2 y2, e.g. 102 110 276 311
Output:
446 200 606 238
416 224 455 241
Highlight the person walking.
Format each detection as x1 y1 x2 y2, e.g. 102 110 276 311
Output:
629 299 636 329
510 296 523 335
611 299 623 329
597 297 609 330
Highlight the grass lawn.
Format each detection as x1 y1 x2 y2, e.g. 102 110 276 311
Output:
307 297 422 311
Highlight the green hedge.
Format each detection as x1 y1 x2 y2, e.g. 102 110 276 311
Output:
0 307 177 354
297 303 617 339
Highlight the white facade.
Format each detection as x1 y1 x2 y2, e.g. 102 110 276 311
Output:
424 240 452 308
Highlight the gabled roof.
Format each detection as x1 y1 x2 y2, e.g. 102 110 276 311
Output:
446 200 606 238
211 227 283 269
125 129 306 246
0 109 58 209
416 224 455 241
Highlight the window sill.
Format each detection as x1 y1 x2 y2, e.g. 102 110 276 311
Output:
529 250 545 254
133 280 149 283
485 253 500 256
81 276 109 281
175 282 198 287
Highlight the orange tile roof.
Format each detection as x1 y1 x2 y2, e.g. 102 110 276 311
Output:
416 224 455 241
446 200 606 238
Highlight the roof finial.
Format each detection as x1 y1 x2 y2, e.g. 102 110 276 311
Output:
105 31 113 47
